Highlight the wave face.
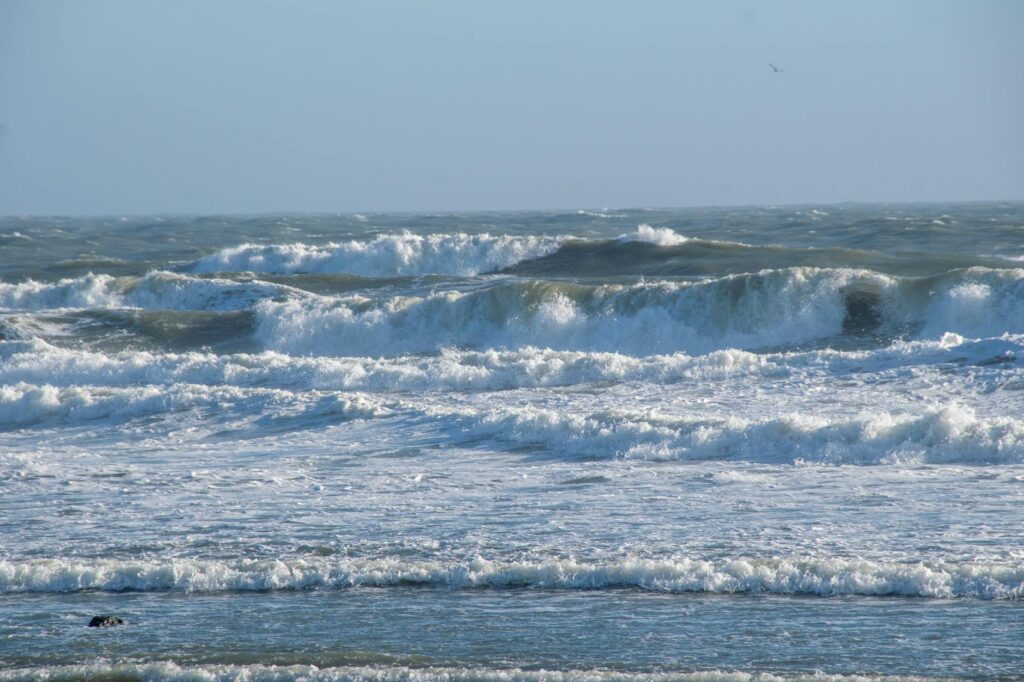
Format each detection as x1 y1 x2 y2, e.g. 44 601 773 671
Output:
3 266 1022 357
191 232 566 277
253 269 858 357
2 556 1020 598
253 268 1024 357
2 207 1024 677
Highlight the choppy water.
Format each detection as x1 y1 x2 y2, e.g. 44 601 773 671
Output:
1 204 1023 680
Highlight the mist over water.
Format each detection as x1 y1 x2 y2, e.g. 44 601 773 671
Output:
2 203 1024 679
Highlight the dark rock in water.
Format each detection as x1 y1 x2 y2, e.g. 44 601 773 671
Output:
88 615 125 627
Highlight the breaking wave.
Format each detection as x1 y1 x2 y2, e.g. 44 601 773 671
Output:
190 232 567 277
0 382 387 430
455 402 1024 464
0 339 787 392
0 272 301 312
1 556 1020 599
255 269 876 357
617 224 690 246
3 267 1021 359
254 268 1024 357
1 334 1018 395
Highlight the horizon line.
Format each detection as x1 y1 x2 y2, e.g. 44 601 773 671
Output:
3 197 1024 220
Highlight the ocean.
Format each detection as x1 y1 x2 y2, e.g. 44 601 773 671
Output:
0 203 1022 681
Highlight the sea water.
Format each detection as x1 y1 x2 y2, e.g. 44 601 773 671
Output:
1 204 1022 680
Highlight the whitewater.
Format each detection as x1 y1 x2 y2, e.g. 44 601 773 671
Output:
1 204 1023 680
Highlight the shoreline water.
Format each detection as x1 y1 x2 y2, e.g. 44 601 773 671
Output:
2 588 1020 678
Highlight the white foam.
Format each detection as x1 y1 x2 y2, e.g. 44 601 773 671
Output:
0 273 121 310
918 268 1024 338
191 232 566 276
617 224 690 246
458 403 1024 464
0 382 387 429
0 663 940 682
0 272 301 312
0 340 785 393
1 556 1019 599
2 330 1016 400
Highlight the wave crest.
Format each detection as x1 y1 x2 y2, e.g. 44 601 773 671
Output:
617 224 690 246
0 272 298 312
1 556 1020 599
191 232 566 277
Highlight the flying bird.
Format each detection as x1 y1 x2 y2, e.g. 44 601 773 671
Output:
769 63 785 73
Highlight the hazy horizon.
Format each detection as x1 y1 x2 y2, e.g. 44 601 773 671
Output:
5 197 1024 220
2 0 1022 215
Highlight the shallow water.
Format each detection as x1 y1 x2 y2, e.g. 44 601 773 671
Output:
2 589 1023 678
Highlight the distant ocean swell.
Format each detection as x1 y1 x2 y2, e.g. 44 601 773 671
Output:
1 557 1021 599
186 227 1019 278
190 231 569 277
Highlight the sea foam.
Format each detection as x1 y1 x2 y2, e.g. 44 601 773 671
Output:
0 272 301 312
0 382 387 430
617 224 690 246
1 556 1020 599
0 662 946 682
457 402 1024 464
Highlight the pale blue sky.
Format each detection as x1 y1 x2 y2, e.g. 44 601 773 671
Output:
1 0 1021 214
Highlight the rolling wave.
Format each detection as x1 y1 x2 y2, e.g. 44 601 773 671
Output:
191 232 566 277
255 268 1024 357
1 556 1020 599
0 367 1018 464
187 227 1019 280
3 267 1021 359
0 339 786 392
0 382 388 431
1 335 1018 395
0 272 302 313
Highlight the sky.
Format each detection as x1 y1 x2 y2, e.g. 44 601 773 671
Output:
0 0 1022 215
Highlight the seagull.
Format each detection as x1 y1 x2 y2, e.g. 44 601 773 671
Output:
769 63 785 73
